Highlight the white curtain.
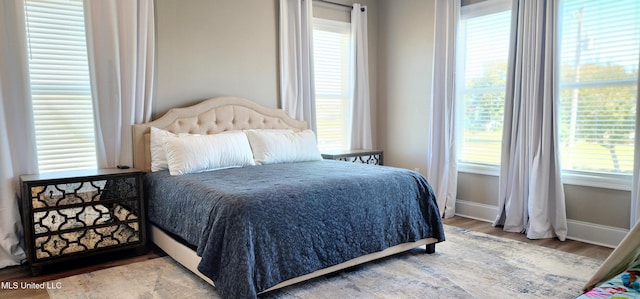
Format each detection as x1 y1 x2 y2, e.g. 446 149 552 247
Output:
279 0 317 132
0 1 38 268
84 0 155 168
494 0 568 240
426 0 459 218
632 72 640 226
349 4 372 149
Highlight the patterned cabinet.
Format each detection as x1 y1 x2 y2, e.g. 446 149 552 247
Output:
321 149 384 165
20 168 146 275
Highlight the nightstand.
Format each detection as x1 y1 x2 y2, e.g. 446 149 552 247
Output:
321 149 384 165
20 168 146 275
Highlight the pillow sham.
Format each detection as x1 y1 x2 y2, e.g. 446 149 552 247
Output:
162 132 255 175
150 127 189 172
150 128 286 171
245 129 323 164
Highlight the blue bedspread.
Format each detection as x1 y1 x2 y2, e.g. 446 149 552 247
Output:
144 160 445 299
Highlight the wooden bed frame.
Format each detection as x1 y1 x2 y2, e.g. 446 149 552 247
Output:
131 96 439 294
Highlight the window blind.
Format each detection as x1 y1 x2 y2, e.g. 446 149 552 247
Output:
24 0 97 173
313 18 351 151
558 0 640 177
456 1 512 169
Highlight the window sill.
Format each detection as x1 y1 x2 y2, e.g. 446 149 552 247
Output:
457 163 632 191
457 162 500 177
561 171 632 192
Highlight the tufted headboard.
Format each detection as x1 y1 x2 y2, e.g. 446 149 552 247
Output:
132 96 308 172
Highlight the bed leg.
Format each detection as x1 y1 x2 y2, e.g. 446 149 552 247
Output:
425 243 436 254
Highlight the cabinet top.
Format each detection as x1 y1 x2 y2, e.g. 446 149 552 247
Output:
321 149 383 158
21 168 141 182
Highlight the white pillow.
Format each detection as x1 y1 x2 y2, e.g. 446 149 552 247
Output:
150 127 198 172
150 127 176 172
245 129 323 164
162 132 255 175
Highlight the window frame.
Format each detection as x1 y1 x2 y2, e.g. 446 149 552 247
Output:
312 17 353 152
456 0 512 176
556 0 640 191
24 0 98 173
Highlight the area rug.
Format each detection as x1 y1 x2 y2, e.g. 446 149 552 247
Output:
47 225 603 299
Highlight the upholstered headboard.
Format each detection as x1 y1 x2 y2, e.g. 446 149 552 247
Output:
132 96 307 172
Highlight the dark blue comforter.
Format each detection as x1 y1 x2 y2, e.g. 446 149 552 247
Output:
144 160 444 299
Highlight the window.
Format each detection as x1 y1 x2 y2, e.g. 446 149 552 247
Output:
558 0 640 189
456 0 512 173
24 0 97 173
313 18 352 151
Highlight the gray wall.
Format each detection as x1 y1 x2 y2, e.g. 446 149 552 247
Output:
376 0 435 174
155 0 280 117
457 173 630 229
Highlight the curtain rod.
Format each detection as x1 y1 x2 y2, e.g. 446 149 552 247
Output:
314 0 366 12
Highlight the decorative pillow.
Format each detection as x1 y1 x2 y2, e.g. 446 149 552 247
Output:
162 132 255 175
245 129 323 165
150 127 198 172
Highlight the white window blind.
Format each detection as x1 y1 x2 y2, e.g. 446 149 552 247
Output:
456 0 512 171
24 0 97 173
313 18 352 152
558 0 640 184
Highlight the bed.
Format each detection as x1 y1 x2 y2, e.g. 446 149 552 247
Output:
131 96 445 298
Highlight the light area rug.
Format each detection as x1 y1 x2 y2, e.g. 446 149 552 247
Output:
47 225 602 299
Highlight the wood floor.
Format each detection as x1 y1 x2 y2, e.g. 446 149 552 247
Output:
442 216 613 260
0 216 613 299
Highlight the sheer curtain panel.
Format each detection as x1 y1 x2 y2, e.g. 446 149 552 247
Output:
494 0 567 240
0 1 38 268
633 81 640 226
279 0 317 132
349 3 372 149
426 0 459 218
84 0 155 168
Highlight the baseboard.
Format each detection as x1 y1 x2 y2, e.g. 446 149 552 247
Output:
455 199 628 248
565 220 628 249
454 199 499 223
